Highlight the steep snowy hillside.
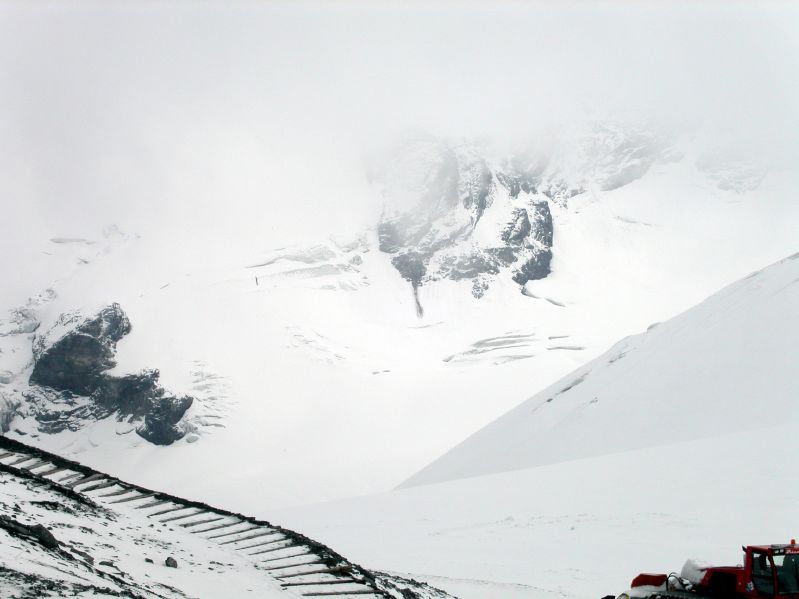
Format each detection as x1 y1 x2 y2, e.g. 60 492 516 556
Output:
274 253 799 599
0 436 452 599
1 132 798 510
404 251 799 487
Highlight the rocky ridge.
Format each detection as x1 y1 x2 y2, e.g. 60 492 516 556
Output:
247 125 754 322
0 436 454 599
1 302 194 445
376 141 555 312
374 125 676 312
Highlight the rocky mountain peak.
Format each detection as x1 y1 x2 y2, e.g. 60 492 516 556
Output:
376 140 555 310
374 126 675 312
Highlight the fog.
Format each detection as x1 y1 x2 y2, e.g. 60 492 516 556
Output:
1 0 797 249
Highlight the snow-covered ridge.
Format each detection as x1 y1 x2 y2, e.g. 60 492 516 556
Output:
0 435 453 599
403 251 799 487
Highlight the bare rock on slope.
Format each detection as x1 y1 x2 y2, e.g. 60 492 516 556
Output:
27 304 193 445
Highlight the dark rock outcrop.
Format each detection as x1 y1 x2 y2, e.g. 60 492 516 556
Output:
528 200 554 247
377 140 555 306
0 394 18 433
374 128 673 309
377 142 494 301
30 304 130 395
93 369 160 415
0 515 59 550
390 252 427 288
137 393 194 445
501 208 532 245
510 200 553 286
431 199 554 291
23 386 108 434
28 304 193 445
512 249 553 285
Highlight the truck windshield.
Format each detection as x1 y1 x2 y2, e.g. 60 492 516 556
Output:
775 554 799 594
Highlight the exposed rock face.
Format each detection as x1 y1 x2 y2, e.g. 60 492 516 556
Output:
137 393 194 445
377 142 492 281
501 208 532 245
27 304 193 445
374 126 674 312
0 394 19 433
507 200 553 286
94 370 159 413
0 515 60 550
376 140 555 307
30 304 131 395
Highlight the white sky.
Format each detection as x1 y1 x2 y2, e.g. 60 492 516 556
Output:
0 0 797 248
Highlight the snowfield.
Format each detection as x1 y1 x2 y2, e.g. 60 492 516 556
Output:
274 253 799 599
275 423 799 599
1 149 798 512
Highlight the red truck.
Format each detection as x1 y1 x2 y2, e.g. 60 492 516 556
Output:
613 541 799 598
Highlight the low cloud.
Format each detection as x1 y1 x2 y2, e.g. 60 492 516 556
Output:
1 0 797 247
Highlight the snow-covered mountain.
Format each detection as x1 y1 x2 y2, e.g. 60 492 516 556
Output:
1 127 798 510
374 124 677 310
274 252 799 599
3 4 798 599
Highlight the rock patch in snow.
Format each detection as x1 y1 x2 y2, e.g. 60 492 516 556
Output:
27 304 193 445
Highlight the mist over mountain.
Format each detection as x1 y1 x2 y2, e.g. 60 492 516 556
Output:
2 1 796 260
1 2 798 598
2 120 796 511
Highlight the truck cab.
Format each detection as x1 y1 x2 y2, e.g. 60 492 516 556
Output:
617 542 799 599
736 544 799 597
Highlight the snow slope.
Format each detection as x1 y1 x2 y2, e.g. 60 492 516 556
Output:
275 424 799 599
1 141 798 511
274 253 799 599
404 251 799 487
0 437 452 599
